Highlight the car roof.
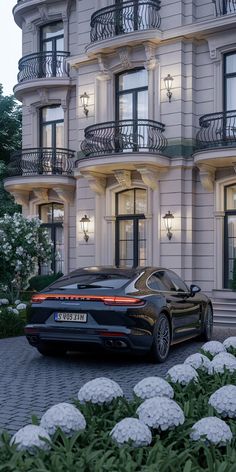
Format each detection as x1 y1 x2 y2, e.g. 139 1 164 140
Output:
62 266 166 279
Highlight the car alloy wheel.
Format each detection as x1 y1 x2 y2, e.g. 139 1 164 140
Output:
151 313 171 363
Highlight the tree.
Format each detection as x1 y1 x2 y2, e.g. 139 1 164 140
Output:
0 85 22 216
0 213 53 302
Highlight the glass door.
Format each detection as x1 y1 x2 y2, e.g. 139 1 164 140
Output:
40 105 64 173
224 184 236 288
223 52 236 141
41 21 64 77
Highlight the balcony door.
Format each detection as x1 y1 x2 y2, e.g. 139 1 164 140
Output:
115 0 150 34
40 105 64 173
224 184 236 288
115 188 147 267
223 52 236 140
115 68 148 151
40 21 64 77
39 203 64 274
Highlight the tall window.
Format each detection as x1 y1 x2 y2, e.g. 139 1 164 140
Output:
224 184 236 288
40 105 64 149
40 21 64 77
115 68 148 151
115 188 147 268
224 52 236 111
39 203 64 274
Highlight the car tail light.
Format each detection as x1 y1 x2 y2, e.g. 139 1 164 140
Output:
31 294 144 306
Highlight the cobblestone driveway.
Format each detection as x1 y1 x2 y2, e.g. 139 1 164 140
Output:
0 327 235 434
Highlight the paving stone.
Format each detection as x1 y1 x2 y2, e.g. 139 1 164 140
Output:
0 327 235 434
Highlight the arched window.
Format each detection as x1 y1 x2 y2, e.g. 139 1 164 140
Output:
224 184 236 287
39 203 64 274
115 188 147 267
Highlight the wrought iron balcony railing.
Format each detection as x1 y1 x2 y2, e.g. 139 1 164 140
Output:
90 0 161 43
213 0 236 15
80 119 167 157
196 110 236 149
7 148 75 177
17 51 70 83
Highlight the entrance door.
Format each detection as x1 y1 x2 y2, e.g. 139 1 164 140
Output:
224 184 236 288
115 188 147 267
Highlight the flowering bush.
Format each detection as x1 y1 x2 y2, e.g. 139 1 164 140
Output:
167 364 198 385
78 378 123 405
190 417 232 445
40 403 86 436
0 213 52 301
136 396 185 431
10 425 51 453
110 418 152 447
0 305 26 338
201 341 226 356
133 377 174 400
184 353 211 371
208 353 236 374
223 337 236 355
209 385 236 418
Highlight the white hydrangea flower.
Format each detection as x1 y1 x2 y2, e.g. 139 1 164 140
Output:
133 377 174 400
16 303 27 310
40 403 86 436
110 418 152 447
78 378 123 405
136 396 185 431
10 425 51 453
209 385 236 418
223 337 236 350
7 307 19 315
14 300 21 306
0 299 9 305
201 341 226 356
167 364 198 385
208 354 236 375
184 353 211 371
190 417 232 445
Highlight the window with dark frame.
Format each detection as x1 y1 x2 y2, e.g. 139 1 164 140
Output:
40 21 64 77
39 203 64 275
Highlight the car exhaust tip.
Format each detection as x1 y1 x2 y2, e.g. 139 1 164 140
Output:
105 339 128 349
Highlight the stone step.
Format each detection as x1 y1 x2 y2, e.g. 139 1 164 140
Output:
212 301 236 326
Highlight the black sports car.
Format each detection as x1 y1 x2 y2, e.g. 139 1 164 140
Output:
25 266 213 362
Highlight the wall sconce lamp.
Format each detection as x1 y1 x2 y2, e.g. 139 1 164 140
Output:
164 74 174 102
80 92 90 116
163 211 174 240
80 214 90 242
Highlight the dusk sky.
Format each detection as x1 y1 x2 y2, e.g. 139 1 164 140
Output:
0 0 22 96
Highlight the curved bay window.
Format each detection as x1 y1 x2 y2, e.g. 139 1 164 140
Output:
224 184 236 288
39 203 64 274
115 188 147 267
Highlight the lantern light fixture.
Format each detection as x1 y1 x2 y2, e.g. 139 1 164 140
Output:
80 214 90 242
164 74 174 103
163 211 174 240
80 92 90 116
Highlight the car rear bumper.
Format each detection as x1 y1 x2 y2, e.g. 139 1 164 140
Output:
25 324 153 353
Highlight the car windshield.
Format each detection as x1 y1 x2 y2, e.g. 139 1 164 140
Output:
50 274 130 290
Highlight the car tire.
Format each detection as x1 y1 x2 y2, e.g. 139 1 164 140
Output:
37 343 66 357
199 304 213 341
150 313 171 363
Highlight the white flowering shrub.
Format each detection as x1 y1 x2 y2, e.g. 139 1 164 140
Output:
110 418 152 447
0 213 52 301
201 341 226 356
208 353 236 375
10 425 51 453
223 337 236 351
7 307 19 315
40 403 86 436
184 353 211 371
136 397 185 431
78 378 123 405
190 417 232 445
0 299 9 305
16 303 27 310
167 364 198 385
209 385 236 418
133 377 174 400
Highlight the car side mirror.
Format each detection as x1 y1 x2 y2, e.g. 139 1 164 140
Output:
189 284 201 297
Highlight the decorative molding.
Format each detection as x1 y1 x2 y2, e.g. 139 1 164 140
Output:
118 47 132 70
97 54 112 81
37 89 49 106
25 22 37 34
38 6 48 22
114 170 131 188
11 190 29 207
82 172 106 195
144 42 157 70
197 164 215 191
33 188 48 202
137 166 160 190
26 105 37 115
54 187 74 203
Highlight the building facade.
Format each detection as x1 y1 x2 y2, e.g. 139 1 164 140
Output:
5 0 236 323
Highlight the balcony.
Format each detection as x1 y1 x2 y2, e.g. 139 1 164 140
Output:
86 0 161 56
213 0 236 16
4 148 76 205
78 119 169 176
194 110 236 168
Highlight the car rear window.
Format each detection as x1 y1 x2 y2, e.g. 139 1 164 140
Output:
50 274 130 290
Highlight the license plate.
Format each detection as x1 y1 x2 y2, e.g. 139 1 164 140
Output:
54 312 87 322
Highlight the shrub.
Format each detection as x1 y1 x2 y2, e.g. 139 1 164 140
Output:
28 273 63 292
0 307 26 338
